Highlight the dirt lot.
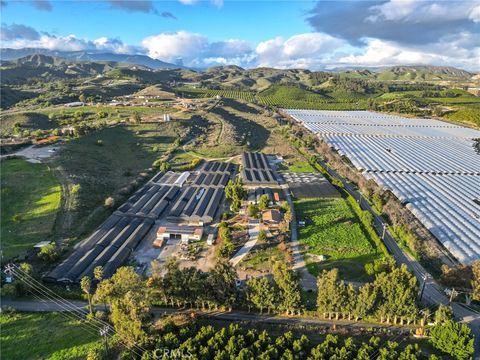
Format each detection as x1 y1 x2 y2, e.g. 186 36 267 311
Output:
282 172 340 198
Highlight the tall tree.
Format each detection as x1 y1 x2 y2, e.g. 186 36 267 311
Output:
316 269 347 320
430 320 474 360
434 304 453 324
246 277 276 314
272 262 301 315
209 259 238 311
94 267 151 348
80 276 93 317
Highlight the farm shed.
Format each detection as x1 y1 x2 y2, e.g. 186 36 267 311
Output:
157 225 203 244
167 186 224 224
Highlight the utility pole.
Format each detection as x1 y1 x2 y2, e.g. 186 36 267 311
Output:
419 274 427 302
100 325 110 358
449 288 457 303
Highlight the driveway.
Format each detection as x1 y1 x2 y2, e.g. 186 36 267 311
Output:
230 219 260 267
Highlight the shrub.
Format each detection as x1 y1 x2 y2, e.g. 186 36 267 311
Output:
38 243 60 263
104 197 115 208
430 320 474 360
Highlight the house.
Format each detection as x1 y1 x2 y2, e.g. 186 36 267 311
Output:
262 209 284 225
156 225 203 244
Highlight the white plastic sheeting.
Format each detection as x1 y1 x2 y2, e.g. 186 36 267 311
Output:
285 110 480 264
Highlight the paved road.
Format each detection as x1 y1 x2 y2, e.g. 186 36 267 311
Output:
315 158 480 354
0 144 58 163
1 299 413 334
230 219 260 267
281 186 317 291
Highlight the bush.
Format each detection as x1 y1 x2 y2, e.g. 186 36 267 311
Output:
38 243 60 263
258 229 267 242
430 320 474 360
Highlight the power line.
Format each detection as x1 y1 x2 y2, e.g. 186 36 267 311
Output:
10 265 148 358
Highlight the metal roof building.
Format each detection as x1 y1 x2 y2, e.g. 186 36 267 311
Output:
241 152 278 185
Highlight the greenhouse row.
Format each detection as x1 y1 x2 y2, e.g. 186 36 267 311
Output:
286 109 480 264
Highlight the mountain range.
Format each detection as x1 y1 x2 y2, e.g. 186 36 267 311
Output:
0 48 182 70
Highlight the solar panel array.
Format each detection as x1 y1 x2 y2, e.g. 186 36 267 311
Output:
286 109 480 264
241 152 278 185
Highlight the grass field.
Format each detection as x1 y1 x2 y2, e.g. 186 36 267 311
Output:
280 160 316 173
0 312 101 359
52 121 184 240
1 159 61 260
295 197 381 281
241 243 286 272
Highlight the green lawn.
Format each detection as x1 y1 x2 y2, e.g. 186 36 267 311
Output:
241 243 286 272
285 160 316 173
1 159 61 260
295 197 381 281
0 312 101 360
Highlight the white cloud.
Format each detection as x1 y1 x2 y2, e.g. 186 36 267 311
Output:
142 31 207 63
93 37 135 53
369 0 480 23
142 30 254 67
336 36 480 70
178 0 223 8
256 33 346 68
3 32 135 54
470 4 480 22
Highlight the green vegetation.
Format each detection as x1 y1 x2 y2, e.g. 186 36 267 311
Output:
143 322 430 359
0 312 101 360
295 197 381 281
430 320 474 360
176 87 256 102
257 85 369 110
283 160 316 173
52 121 192 240
1 159 61 260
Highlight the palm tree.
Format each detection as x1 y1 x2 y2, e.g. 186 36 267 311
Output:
80 276 93 317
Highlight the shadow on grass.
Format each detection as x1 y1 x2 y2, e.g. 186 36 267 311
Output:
223 98 261 114
212 107 270 151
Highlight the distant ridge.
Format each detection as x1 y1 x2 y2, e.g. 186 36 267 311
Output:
0 48 183 70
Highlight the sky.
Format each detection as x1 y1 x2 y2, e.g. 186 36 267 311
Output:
1 0 479 70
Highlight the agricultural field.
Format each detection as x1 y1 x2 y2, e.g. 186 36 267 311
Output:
0 312 101 360
256 86 369 110
294 197 381 281
1 158 61 260
175 87 256 102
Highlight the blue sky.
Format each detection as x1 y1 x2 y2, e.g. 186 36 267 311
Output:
1 0 479 70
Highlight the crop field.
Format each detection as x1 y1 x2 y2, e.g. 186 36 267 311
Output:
1 159 61 260
176 87 256 102
295 197 380 281
175 86 369 110
0 312 100 360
